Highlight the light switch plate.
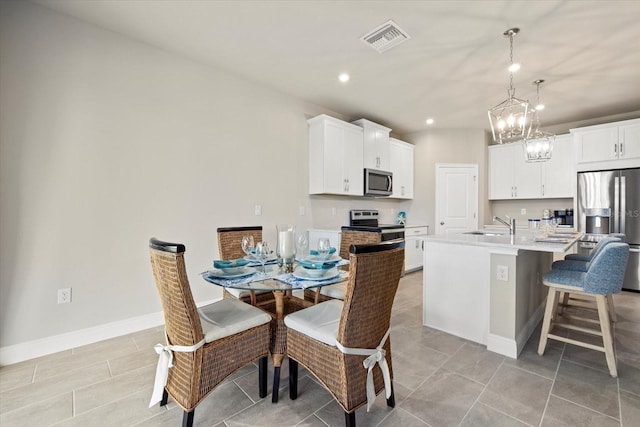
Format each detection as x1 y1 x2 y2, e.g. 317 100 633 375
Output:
254 205 262 216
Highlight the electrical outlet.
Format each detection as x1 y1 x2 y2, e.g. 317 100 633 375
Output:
331 207 337 216
299 206 305 216
254 204 262 216
57 288 72 304
496 265 509 282
521 208 526 215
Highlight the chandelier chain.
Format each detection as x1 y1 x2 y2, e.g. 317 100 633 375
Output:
508 32 515 97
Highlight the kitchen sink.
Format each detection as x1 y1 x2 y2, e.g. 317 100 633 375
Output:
463 230 505 236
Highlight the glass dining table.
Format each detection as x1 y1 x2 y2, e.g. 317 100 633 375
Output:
201 260 348 402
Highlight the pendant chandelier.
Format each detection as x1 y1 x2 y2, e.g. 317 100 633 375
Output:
488 28 532 144
523 79 554 162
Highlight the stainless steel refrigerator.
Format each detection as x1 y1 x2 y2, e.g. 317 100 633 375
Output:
577 168 640 291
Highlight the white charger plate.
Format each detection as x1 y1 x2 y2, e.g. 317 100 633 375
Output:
292 267 339 281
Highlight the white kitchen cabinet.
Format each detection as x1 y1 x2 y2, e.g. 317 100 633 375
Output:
488 143 540 199
489 134 575 200
540 134 574 198
352 119 391 171
308 115 364 196
572 118 640 171
389 138 414 199
405 226 428 272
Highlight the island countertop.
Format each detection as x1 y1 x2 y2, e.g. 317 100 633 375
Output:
425 229 582 253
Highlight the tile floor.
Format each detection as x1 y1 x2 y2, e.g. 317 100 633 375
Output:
1 271 639 426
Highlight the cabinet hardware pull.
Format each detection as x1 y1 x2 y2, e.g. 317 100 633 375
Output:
620 142 624 158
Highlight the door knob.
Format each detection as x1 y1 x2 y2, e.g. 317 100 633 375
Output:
440 221 445 225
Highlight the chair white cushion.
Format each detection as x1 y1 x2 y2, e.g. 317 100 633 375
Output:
198 299 271 343
284 300 343 347
224 288 271 299
319 283 346 300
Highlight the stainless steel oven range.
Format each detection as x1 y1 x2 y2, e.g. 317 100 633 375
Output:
342 209 405 241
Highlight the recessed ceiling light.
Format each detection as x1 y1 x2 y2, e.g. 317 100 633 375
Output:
338 73 350 83
535 104 545 111
426 118 434 125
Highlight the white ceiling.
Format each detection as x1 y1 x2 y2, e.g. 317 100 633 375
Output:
33 0 640 135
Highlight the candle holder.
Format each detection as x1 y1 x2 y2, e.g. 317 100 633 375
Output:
276 224 296 273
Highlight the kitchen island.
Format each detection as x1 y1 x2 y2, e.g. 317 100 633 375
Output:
423 230 580 358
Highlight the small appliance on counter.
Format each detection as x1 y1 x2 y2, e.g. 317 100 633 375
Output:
554 208 574 227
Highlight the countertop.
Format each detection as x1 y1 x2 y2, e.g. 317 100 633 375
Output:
425 230 582 253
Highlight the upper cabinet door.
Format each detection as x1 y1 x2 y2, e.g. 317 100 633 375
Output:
488 144 515 199
574 125 619 163
619 120 640 161
541 134 575 198
308 115 364 196
352 119 391 171
389 138 414 199
573 118 640 171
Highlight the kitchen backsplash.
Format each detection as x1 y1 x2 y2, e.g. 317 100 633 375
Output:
490 198 574 225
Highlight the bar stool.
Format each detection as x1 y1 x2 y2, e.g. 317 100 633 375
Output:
552 236 622 320
538 242 629 377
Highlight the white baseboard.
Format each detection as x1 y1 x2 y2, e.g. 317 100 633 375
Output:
487 333 518 358
487 302 545 360
0 298 219 366
516 302 545 355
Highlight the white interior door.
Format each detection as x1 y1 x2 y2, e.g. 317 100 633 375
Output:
436 164 478 236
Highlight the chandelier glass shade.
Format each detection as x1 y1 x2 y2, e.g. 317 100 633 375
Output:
488 28 532 144
523 80 554 162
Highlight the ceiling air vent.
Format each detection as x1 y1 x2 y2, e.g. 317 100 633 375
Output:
361 20 410 53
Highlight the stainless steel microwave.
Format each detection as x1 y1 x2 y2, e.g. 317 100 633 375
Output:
364 168 393 196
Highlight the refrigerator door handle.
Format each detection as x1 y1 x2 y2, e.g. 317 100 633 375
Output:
614 176 620 233
621 176 626 234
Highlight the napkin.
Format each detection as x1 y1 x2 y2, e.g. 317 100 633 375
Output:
213 259 250 269
309 247 337 256
274 271 347 289
297 259 335 270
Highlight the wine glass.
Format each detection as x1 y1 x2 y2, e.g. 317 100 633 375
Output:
241 235 255 258
254 241 271 273
296 233 309 258
317 237 331 260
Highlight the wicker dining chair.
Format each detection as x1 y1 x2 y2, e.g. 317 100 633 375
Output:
217 226 274 307
303 229 381 303
148 238 271 427
285 240 405 427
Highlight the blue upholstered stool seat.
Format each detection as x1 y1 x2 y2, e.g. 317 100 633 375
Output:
538 242 629 377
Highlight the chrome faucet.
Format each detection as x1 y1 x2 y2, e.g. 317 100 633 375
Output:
493 215 516 235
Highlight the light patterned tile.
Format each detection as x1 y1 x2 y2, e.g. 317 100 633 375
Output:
400 368 483 427
460 402 529 427
227 376 332 426
620 390 640 427
541 395 620 427
0 363 34 392
443 342 504 385
34 337 138 381
0 392 73 427
0 362 111 414
552 360 619 418
378 407 429 427
74 365 155 414
478 364 552 426
51 388 166 427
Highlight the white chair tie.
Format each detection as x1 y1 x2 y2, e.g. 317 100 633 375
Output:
148 337 206 407
335 329 391 412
